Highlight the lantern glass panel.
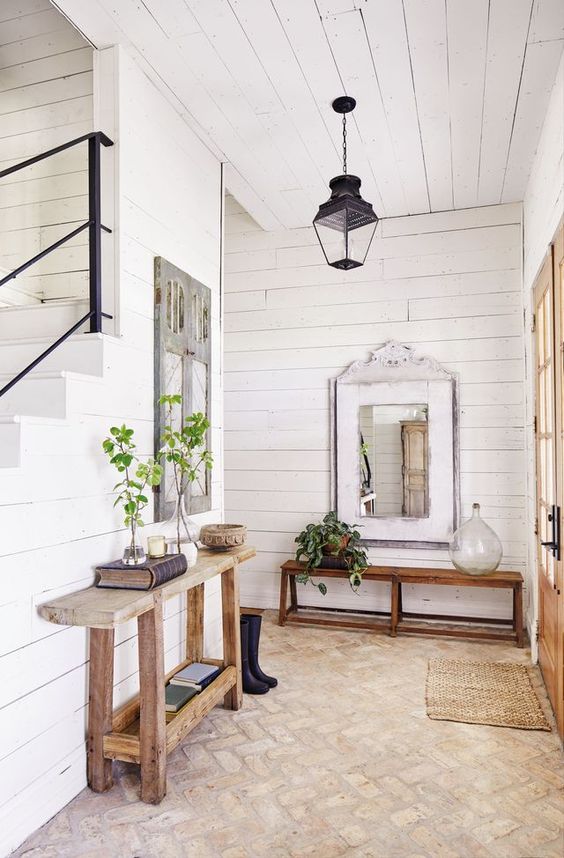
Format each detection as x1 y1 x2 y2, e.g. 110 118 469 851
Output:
346 219 377 266
314 211 377 270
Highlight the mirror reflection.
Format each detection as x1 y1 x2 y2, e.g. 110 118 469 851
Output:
359 404 428 518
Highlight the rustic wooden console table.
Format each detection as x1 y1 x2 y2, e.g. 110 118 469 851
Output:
39 545 255 804
279 560 524 647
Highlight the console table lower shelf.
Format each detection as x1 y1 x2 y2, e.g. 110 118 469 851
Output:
39 546 255 804
279 560 524 647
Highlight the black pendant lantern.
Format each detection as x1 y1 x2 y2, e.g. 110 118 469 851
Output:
313 96 378 270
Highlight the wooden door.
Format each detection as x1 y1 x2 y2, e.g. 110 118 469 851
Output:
401 421 428 518
534 227 563 738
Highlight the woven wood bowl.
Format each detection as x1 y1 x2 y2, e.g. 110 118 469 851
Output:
200 524 247 550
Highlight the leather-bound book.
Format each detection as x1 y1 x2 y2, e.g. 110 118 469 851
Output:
96 553 188 590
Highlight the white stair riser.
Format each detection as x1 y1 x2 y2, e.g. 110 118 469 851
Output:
0 301 88 340
0 377 67 418
0 336 105 376
0 422 21 467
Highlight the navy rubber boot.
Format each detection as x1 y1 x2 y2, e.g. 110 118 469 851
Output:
242 613 278 688
240 618 269 694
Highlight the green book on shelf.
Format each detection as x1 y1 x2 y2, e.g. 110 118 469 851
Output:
165 683 198 713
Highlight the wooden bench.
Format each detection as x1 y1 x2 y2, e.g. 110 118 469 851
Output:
39 545 255 804
279 560 397 633
393 566 524 647
279 560 524 647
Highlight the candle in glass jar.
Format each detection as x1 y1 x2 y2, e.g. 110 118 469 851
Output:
147 535 166 558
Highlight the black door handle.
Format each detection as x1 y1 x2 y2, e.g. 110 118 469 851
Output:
541 505 561 561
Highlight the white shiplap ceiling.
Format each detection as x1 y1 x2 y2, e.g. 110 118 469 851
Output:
54 0 564 229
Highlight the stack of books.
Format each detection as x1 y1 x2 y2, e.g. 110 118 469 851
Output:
164 684 198 718
165 662 221 720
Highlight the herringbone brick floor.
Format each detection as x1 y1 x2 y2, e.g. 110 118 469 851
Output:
14 612 564 858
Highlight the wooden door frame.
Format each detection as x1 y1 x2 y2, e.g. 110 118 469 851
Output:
533 219 564 738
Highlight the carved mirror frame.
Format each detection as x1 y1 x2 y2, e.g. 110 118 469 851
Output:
331 341 460 549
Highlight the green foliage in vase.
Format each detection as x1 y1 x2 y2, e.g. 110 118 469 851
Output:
158 394 213 551
294 511 368 595
102 424 163 552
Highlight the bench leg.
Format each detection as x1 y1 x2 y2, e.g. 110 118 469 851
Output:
87 627 114 792
390 578 399 637
513 583 524 648
187 582 205 663
279 570 289 626
289 575 298 612
222 562 243 711
138 595 166 803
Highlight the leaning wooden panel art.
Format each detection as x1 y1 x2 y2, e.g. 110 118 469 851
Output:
154 257 212 519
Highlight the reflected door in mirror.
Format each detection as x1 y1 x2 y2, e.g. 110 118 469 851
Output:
401 421 428 517
359 404 428 518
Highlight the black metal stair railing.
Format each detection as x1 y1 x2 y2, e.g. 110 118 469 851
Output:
0 131 114 398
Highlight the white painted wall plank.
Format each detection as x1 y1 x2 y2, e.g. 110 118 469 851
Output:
0 22 93 303
360 0 430 213
502 38 564 201
446 0 490 208
477 0 533 206
403 0 452 211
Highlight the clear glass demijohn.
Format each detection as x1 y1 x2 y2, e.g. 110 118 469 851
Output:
448 502 503 576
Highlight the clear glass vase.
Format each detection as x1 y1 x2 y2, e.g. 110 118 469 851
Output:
122 522 146 565
449 503 503 575
164 494 200 555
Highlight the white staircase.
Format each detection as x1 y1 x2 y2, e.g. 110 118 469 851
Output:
0 302 107 470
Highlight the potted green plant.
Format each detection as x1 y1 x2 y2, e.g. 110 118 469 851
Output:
102 424 163 565
158 394 213 558
294 511 368 594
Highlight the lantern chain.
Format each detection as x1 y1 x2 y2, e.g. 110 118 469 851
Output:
342 113 347 175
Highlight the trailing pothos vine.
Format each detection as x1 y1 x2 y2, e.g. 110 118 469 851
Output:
294 511 368 595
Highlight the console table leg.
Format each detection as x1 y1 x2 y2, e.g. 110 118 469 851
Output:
279 570 289 625
222 563 243 711
187 583 205 663
138 595 166 803
87 627 114 792
514 583 524 648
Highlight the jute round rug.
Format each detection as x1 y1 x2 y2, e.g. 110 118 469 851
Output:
426 658 551 731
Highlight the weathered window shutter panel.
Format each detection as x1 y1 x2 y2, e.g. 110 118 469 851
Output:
154 257 212 519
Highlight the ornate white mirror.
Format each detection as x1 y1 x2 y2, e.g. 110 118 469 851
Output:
332 341 460 548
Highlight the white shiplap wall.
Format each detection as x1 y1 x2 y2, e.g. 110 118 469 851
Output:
0 43 224 857
0 0 94 304
224 196 527 621
522 50 564 652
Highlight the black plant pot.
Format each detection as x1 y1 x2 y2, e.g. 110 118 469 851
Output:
319 555 349 570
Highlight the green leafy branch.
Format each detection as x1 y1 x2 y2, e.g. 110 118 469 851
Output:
102 424 162 551
158 394 213 551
